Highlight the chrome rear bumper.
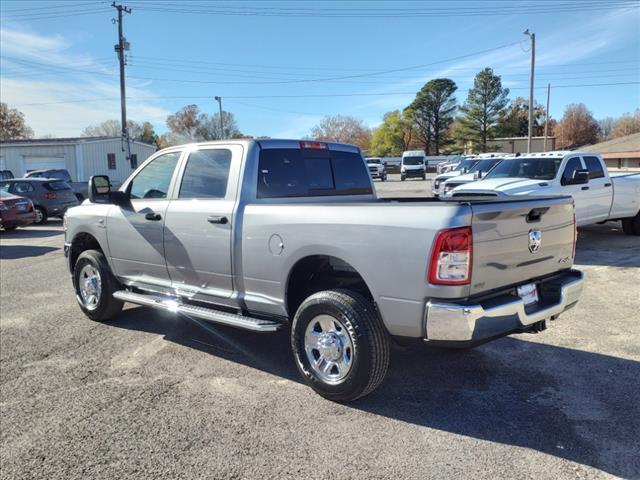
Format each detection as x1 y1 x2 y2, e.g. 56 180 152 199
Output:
425 270 584 345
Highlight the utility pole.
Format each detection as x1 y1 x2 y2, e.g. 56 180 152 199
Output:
523 29 535 153
544 83 550 152
112 2 132 161
214 96 224 139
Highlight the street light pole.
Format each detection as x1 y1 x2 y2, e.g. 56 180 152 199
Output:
214 96 224 139
524 29 535 153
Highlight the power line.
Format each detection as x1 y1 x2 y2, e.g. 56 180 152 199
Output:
0 1 102 13
8 82 639 107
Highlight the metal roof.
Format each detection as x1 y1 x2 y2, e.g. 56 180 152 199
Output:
583 133 640 154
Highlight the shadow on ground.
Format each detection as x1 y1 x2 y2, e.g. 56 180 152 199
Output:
575 222 640 267
0 245 59 259
110 306 640 478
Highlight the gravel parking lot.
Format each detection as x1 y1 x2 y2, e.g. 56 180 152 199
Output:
1 178 639 479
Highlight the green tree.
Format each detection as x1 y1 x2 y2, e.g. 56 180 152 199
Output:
458 68 510 152
497 97 546 137
370 110 416 156
406 78 457 155
0 102 34 140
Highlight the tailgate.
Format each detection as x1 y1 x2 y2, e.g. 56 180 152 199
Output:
469 196 575 295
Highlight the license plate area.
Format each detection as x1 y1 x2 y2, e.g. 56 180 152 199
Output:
517 282 539 306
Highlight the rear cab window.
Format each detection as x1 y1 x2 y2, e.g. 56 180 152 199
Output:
583 156 605 179
257 147 372 198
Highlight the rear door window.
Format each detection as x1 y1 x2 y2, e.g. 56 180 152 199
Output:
561 157 584 184
583 156 605 179
257 148 372 198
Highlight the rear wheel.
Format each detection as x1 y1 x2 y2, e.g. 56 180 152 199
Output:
291 289 390 402
622 212 640 235
74 249 123 321
33 206 47 225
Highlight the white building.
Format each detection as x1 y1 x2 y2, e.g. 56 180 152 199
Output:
0 136 157 182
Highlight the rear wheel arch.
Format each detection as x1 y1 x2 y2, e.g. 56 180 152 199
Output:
285 254 376 319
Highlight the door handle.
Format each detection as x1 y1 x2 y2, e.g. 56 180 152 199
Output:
145 212 162 221
581 186 590 191
207 215 228 224
604 183 612 187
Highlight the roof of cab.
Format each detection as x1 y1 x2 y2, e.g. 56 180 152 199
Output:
168 138 360 153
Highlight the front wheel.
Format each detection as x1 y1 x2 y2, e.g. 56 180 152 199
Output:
401 175 406 181
291 289 390 402
622 213 640 235
74 249 123 321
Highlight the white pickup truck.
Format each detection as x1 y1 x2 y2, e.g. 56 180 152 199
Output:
445 151 640 234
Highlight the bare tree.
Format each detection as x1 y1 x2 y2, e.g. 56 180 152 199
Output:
81 119 158 145
554 103 599 148
0 102 34 140
309 115 372 150
160 104 242 147
610 109 640 139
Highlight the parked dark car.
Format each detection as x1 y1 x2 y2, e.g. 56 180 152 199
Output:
0 170 14 180
0 190 36 231
0 178 79 224
24 168 88 202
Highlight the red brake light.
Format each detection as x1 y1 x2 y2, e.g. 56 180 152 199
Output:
43 192 57 200
299 141 328 149
428 227 473 285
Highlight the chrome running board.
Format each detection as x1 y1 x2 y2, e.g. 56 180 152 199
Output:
113 290 282 332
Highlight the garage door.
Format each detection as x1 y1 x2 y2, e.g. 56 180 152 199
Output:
23 157 66 174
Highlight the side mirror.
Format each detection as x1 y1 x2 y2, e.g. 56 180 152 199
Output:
563 169 589 185
88 175 110 202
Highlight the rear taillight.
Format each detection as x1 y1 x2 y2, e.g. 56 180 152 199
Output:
43 192 57 200
428 227 472 285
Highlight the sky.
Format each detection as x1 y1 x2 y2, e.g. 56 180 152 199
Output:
1 0 639 138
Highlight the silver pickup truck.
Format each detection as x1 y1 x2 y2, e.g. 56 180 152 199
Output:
64 139 584 401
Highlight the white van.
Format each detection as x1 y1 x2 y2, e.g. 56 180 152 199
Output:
401 151 426 181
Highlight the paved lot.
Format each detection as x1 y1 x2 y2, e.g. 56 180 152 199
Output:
1 180 639 479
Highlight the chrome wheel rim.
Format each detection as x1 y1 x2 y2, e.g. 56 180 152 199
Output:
79 264 102 311
304 314 354 384
35 208 43 223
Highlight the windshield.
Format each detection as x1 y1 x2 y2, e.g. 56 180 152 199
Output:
366 159 380 164
455 159 478 171
468 158 502 173
485 157 563 180
403 156 424 166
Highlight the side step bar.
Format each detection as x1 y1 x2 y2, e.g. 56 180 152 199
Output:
113 290 282 332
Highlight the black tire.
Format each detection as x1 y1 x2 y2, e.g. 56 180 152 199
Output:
3 225 17 231
401 175 406 181
622 213 640 235
421 173 426 180
33 206 47 225
75 193 85 202
291 289 390 402
73 249 123 322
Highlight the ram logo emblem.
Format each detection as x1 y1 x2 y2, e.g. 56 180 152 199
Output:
528 229 542 253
